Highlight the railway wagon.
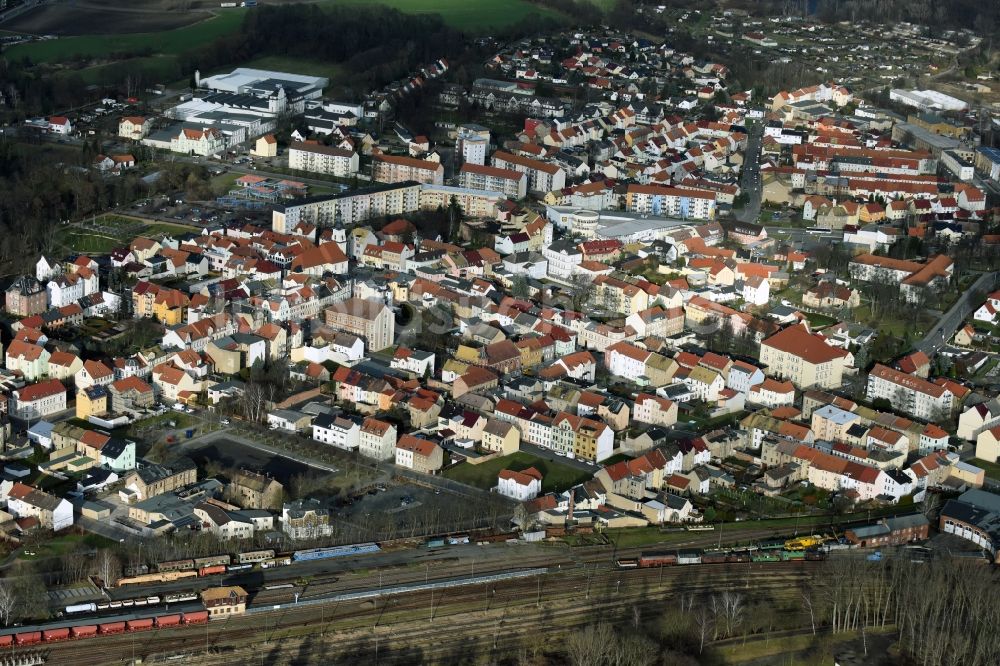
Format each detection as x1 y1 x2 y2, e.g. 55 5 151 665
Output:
615 558 639 568
155 614 182 628
193 555 231 569
677 550 703 565
165 592 198 604
42 628 70 642
117 570 198 586
227 563 252 572
0 635 10 648
99 621 127 635
182 611 209 624
293 543 381 562
700 551 728 564
66 602 97 614
14 631 41 645
638 551 678 567
238 549 275 564
127 618 154 632
726 550 751 563
71 625 98 639
261 556 291 569
157 559 195 573
198 564 227 576
751 551 782 563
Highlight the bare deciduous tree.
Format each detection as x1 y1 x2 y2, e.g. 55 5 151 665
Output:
0 581 16 627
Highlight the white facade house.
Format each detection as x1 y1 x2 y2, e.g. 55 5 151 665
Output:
6 483 73 531
9 380 66 421
497 467 542 501
311 413 360 451
359 417 397 461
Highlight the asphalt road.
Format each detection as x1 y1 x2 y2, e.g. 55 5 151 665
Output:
915 271 1000 354
736 123 764 224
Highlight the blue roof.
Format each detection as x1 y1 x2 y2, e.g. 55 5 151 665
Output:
976 146 1000 164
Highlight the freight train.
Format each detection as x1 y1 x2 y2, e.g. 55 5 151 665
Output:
0 610 209 647
616 546 827 569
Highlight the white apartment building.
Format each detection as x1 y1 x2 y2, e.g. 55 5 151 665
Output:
625 184 716 220
373 154 444 185
288 141 359 177
457 124 490 165
866 364 953 421
272 183 420 232
458 163 527 199
491 151 565 193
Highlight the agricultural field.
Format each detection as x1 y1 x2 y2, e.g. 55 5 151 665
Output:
443 451 591 493
2 3 209 36
4 11 244 64
5 0 567 66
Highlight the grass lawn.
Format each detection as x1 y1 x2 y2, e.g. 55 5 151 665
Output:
601 452 633 466
970 458 1000 481
20 532 116 561
804 311 838 329
444 452 591 493
142 221 197 237
70 54 183 86
6 11 245 64
56 229 122 254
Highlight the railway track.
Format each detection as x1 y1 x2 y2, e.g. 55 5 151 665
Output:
29 561 819 664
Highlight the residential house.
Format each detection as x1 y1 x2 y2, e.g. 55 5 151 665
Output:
497 467 543 501
395 434 444 474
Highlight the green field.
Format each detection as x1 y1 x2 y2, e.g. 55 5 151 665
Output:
8 0 565 65
241 55 347 83
316 0 563 29
55 229 122 254
6 11 245 64
443 452 591 493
